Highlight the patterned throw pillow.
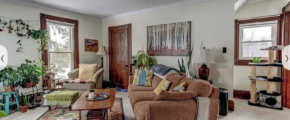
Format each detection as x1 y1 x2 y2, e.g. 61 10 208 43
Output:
154 79 171 95
172 82 187 92
132 69 153 86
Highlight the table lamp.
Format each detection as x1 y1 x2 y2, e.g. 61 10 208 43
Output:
96 46 108 68
195 48 215 80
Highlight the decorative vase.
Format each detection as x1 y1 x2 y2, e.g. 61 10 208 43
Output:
4 86 15 92
20 105 29 113
198 64 210 80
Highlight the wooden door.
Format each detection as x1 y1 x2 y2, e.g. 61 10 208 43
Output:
109 24 131 89
283 3 290 108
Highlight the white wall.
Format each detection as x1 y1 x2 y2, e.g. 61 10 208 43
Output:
102 0 236 99
0 1 102 93
234 0 285 92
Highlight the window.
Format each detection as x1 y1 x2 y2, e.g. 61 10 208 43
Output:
41 14 79 78
47 20 74 78
235 16 282 65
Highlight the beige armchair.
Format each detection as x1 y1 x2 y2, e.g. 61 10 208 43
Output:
63 68 104 91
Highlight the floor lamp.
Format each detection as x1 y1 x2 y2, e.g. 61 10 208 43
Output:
96 46 108 68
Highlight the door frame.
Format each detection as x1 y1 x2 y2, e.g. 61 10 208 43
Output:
108 24 132 88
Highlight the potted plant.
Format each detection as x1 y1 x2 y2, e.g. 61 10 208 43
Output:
135 50 155 69
0 104 7 117
19 93 29 113
18 60 45 88
178 48 193 76
0 66 23 92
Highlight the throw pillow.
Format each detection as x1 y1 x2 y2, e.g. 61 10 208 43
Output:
171 82 187 92
78 64 98 80
132 69 153 86
154 90 198 101
153 78 171 95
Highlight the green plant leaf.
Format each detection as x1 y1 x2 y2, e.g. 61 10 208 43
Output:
0 111 7 117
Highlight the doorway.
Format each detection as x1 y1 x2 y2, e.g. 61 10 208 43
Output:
108 24 132 89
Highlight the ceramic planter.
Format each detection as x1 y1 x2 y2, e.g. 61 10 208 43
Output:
20 105 29 113
4 86 15 92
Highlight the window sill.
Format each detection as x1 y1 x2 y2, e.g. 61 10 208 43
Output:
234 59 281 66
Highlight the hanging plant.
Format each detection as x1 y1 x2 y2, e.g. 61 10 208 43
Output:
0 18 49 66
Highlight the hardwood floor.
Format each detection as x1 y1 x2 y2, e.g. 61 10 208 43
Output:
3 91 290 120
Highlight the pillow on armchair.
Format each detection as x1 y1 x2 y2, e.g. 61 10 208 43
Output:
78 64 98 80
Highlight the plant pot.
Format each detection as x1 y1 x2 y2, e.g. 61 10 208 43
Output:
4 86 15 92
25 82 36 88
20 105 29 113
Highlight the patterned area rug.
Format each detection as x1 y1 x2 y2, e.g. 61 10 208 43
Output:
37 98 124 120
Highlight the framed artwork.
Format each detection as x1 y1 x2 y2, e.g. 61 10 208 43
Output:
85 39 99 52
147 21 191 56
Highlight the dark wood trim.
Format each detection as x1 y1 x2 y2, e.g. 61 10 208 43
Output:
108 24 132 88
282 12 290 108
40 13 79 69
234 16 283 66
234 89 250 99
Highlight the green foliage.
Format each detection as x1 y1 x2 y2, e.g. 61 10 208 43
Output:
135 50 155 69
19 93 28 106
0 66 23 88
0 18 49 66
0 104 7 117
178 48 193 72
18 59 45 85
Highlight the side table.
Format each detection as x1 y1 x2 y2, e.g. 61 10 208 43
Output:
0 91 20 115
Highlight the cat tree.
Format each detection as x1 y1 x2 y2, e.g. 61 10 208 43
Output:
248 46 283 110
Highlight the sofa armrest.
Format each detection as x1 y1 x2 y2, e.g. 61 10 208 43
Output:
67 68 79 79
134 99 197 120
92 68 104 89
210 86 220 99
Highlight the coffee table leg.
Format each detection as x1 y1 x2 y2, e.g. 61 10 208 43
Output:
79 111 81 120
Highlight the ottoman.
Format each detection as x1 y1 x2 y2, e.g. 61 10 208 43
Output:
46 91 79 110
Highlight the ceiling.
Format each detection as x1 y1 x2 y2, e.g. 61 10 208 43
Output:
9 0 209 19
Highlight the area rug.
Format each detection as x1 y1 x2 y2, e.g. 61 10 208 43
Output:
37 98 124 120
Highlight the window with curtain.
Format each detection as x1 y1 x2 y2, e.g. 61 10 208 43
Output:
46 20 75 78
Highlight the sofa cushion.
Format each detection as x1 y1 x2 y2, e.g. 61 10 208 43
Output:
154 90 197 101
78 64 98 80
153 79 171 95
128 84 155 96
165 73 185 90
129 91 156 109
186 80 212 97
132 69 153 87
152 75 163 89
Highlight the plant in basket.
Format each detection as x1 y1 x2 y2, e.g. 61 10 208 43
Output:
18 59 45 88
0 66 23 92
19 93 29 113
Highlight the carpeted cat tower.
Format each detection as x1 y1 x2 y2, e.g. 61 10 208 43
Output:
248 46 283 110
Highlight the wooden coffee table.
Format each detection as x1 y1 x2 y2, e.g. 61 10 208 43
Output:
72 89 116 120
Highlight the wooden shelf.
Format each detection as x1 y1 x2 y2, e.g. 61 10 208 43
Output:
248 76 283 82
248 62 282 67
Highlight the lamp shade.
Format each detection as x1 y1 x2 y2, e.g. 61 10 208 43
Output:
195 49 215 64
96 46 108 55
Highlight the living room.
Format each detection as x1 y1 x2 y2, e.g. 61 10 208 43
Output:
0 0 290 120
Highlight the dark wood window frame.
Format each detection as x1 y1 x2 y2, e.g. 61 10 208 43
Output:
40 13 79 69
234 16 283 66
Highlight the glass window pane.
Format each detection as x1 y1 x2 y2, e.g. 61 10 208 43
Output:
48 24 71 52
242 42 272 58
242 26 272 41
49 53 72 78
